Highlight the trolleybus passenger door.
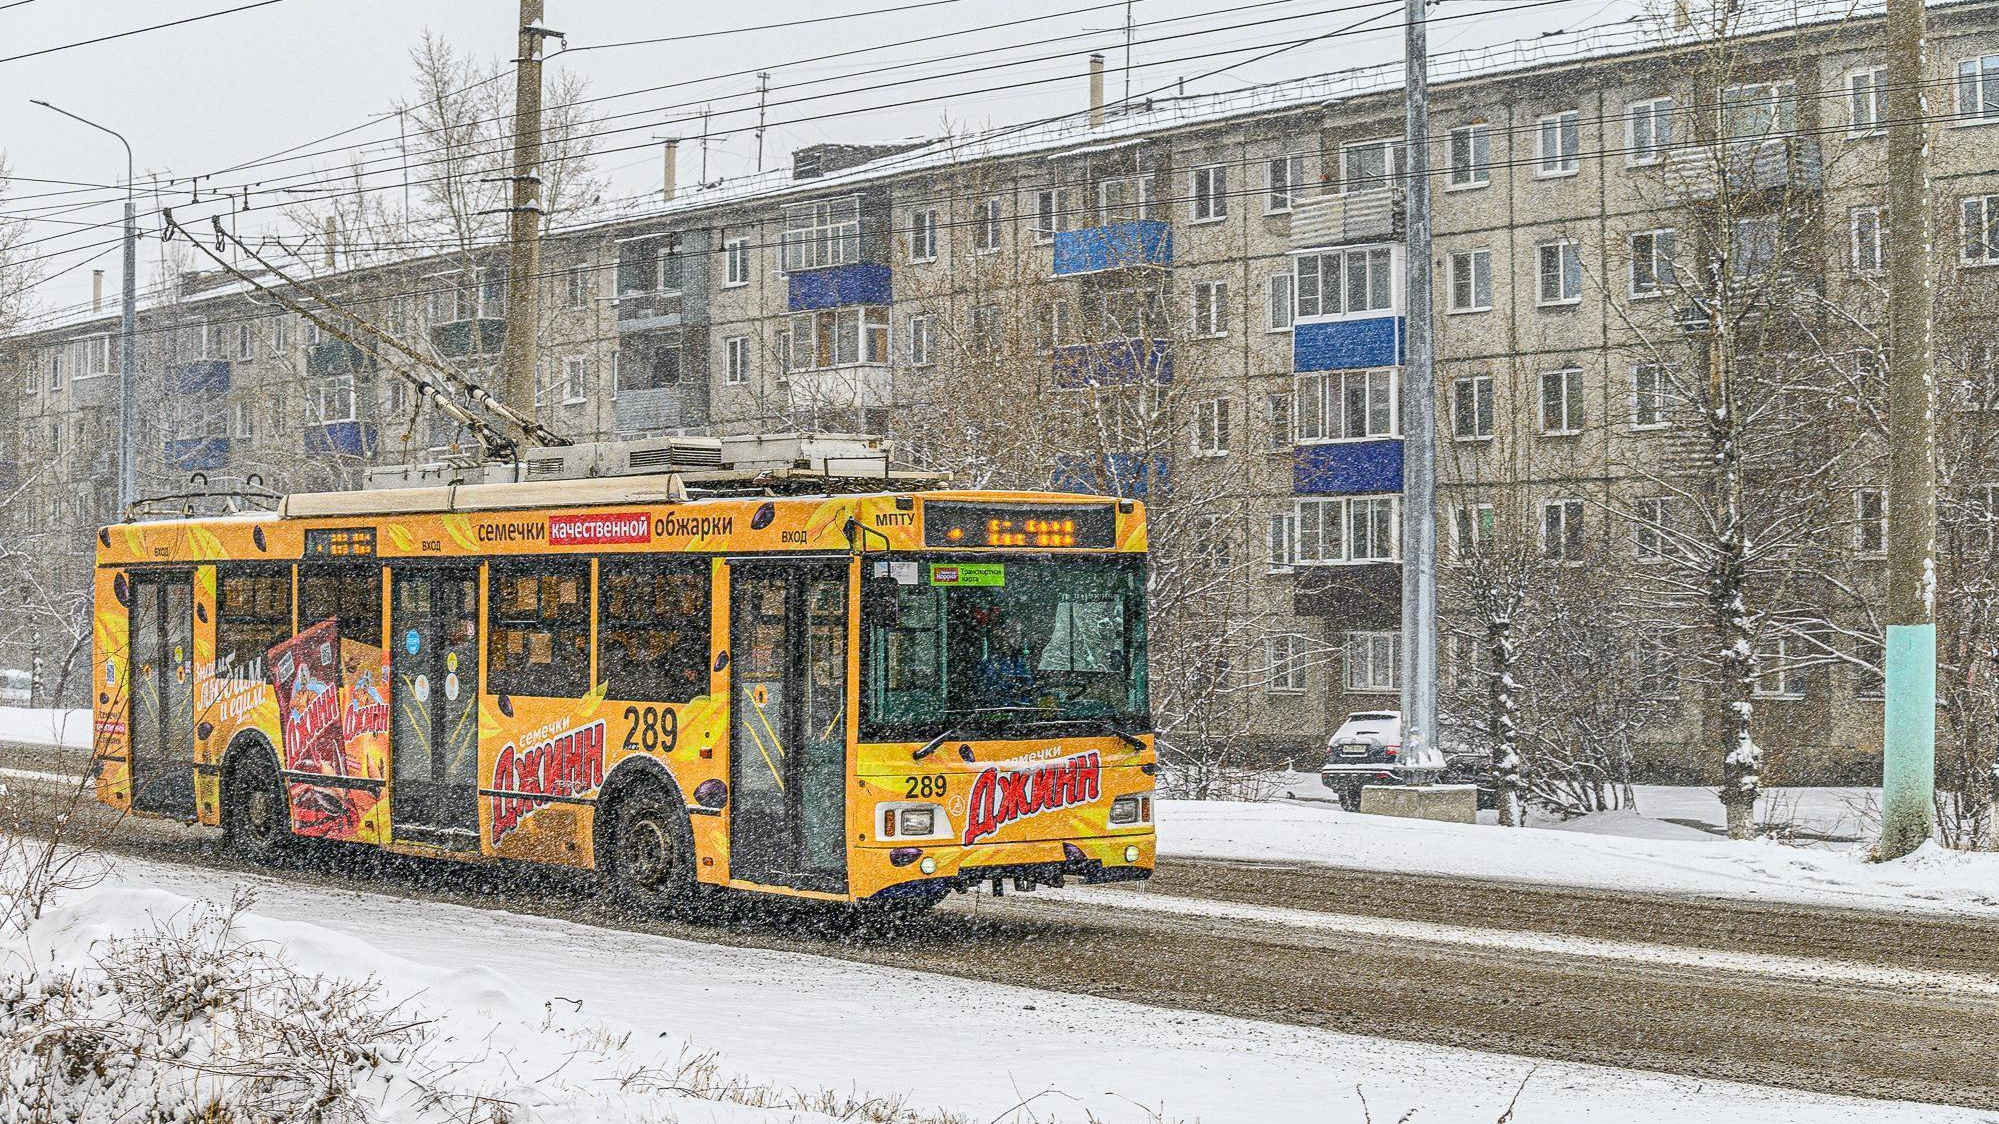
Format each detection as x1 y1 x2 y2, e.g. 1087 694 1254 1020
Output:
388 568 480 847
127 572 197 818
727 560 849 893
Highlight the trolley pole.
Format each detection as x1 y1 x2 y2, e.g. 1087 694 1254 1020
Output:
500 0 552 418
1879 0 1938 859
1398 0 1439 760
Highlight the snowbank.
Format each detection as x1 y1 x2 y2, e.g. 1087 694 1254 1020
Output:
1158 799 1999 916
26 856 1984 1124
0 707 90 751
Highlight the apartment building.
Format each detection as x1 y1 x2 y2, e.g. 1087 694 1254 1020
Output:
5 1 1997 779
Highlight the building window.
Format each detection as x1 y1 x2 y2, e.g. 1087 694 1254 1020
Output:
1191 280 1229 337
1855 487 1886 555
1635 638 1679 700
1851 206 1885 274
1632 363 1669 428
786 306 891 371
1447 249 1491 312
1961 195 1999 265
1295 245 1395 318
1295 368 1397 443
1345 632 1400 693
969 305 1001 355
724 238 751 286
973 197 1003 253
1628 228 1676 297
1265 392 1291 448
1266 153 1305 213
1452 503 1494 560
1266 271 1294 330
1755 637 1806 699
1033 187 1070 243
781 196 861 272
564 264 593 308
1732 216 1780 277
1537 240 1582 305
1957 54 1999 123
560 356 589 404
488 563 590 700
1970 482 1999 555
597 560 710 704
1191 165 1228 221
1340 138 1405 193
272 317 293 354
909 209 938 263
1847 67 1886 134
1296 496 1398 564
1192 397 1231 457
908 314 934 366
1268 511 1297 571
313 374 356 424
1453 374 1494 439
73 336 110 378
1626 96 1675 165
1447 122 1490 188
1097 175 1153 223
1266 633 1309 693
231 401 257 440
619 344 682 394
1536 110 1580 176
234 323 255 362
1540 498 1585 561
725 336 751 385
382 377 409 419
1634 496 1673 562
1724 82 1797 141
1539 368 1584 435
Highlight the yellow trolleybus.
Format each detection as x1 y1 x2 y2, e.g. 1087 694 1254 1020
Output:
89 450 1154 912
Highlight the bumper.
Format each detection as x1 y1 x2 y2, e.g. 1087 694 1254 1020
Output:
1321 766 1415 787
856 833 1154 901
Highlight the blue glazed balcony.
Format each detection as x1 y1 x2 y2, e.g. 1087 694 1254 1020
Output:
305 421 378 458
1050 453 1170 500
1050 220 1172 276
787 262 891 312
165 437 230 472
1294 439 1403 496
1294 316 1403 372
168 360 230 394
1052 338 1173 388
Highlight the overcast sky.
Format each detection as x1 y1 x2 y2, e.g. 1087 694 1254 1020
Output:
2 0 1637 319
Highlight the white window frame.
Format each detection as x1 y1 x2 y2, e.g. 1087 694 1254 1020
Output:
1847 67 1886 135
1191 279 1229 337
724 239 751 287
1956 54 1999 125
1033 188 1069 243
1850 206 1885 275
1265 153 1305 214
1265 271 1294 331
1723 82 1797 142
1961 195 1999 266
75 336 110 379
972 197 1003 254
564 264 593 308
1293 244 1399 320
1451 503 1495 560
1731 216 1781 278
785 306 891 371
1535 110 1581 177
1267 511 1297 572
1971 482 1999 556
1097 175 1153 223
1539 367 1585 435
725 335 751 385
1854 486 1887 555
1632 363 1670 429
1452 374 1494 440
314 373 357 425
271 317 293 354
1539 498 1586 562
1754 637 1807 699
1447 123 1490 189
1265 633 1309 693
1537 239 1583 305
1345 631 1401 693
1625 97 1675 166
1294 368 1400 444
234 323 255 362
1192 396 1231 457
909 209 938 263
1447 249 1491 313
1295 495 1400 565
1190 164 1228 222
1628 228 1676 298
780 196 862 272
908 313 934 367
1634 496 1673 562
560 355 589 404
1339 137 1405 194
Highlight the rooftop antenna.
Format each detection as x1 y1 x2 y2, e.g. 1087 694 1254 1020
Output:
1122 0 1134 103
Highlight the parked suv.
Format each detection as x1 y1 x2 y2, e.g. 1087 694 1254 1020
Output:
1319 712 1445 810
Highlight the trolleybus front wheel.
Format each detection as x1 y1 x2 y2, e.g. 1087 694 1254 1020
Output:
222 749 293 862
605 784 700 916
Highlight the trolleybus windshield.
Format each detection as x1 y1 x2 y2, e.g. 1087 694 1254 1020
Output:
861 556 1148 740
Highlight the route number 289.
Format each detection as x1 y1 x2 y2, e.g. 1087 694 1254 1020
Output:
904 774 947 799
622 705 679 754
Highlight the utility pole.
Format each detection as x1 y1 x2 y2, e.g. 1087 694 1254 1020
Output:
1398 0 1438 765
755 73 770 173
500 0 555 419
1879 0 1938 858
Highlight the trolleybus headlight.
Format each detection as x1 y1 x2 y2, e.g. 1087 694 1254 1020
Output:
882 803 944 839
898 806 936 836
1124 845 1141 863
1110 792 1154 826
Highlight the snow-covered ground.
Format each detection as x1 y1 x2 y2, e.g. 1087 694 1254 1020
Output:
0 706 90 751
9 856 1983 1124
1161 798 1999 916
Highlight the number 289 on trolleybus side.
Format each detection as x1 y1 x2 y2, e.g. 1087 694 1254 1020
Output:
89 481 1155 915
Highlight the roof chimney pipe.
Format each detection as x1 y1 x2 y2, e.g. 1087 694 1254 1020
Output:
323 214 338 270
91 270 104 313
662 138 679 202
1089 53 1106 128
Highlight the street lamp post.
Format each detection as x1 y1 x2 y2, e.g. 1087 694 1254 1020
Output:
32 100 138 519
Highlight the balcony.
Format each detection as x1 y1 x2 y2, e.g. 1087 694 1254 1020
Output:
1049 452 1170 499
1662 138 1823 202
305 422 378 458
784 365 892 412
1293 562 1400 627
167 359 230 394
1294 439 1403 496
1050 220 1172 276
429 318 506 359
307 339 372 377
787 262 891 312
1289 189 1403 250
1294 317 1402 372
165 437 229 472
1052 338 1173 388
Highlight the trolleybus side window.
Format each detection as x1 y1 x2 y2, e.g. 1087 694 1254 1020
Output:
597 559 709 703
298 565 383 646
216 569 291 675
488 562 589 698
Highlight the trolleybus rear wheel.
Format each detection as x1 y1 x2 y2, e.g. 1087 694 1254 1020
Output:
606 784 698 915
223 750 292 862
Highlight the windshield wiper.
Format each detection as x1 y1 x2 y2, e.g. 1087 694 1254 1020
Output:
1015 716 1147 751
915 708 1043 760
